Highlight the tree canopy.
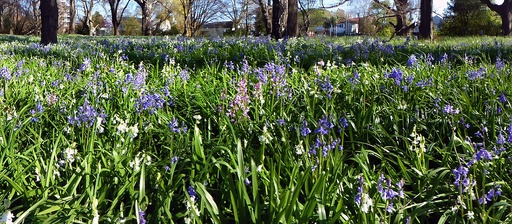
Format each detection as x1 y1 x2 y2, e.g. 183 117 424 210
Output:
440 0 501 36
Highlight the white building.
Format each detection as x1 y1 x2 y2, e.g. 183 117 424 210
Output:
200 21 233 37
315 18 359 36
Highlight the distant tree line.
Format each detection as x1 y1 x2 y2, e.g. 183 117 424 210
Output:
0 0 510 44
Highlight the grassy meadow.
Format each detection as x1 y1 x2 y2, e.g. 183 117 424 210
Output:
0 35 512 223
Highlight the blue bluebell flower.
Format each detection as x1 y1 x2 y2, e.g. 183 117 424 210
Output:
496 57 505 71
315 116 334 135
135 93 166 114
499 91 507 104
276 119 286 126
171 156 179 164
316 76 334 98
476 149 493 161
188 185 197 198
355 176 363 205
301 120 311 136
443 104 459 115
339 115 349 130
179 69 189 81
406 54 417 67
468 68 486 80
386 202 394 213
67 100 106 127
348 70 360 85
453 165 469 188
139 210 146 224
0 66 12 80
426 53 434 66
78 57 91 72
439 53 448 65
385 68 403 85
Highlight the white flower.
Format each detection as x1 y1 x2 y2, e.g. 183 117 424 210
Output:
128 124 139 140
457 195 467 209
64 126 71 134
295 141 304 155
117 120 128 134
360 193 373 213
53 167 60 178
95 117 104 133
467 211 474 220
258 126 273 144
129 152 151 172
64 143 77 163
92 198 99 224
256 165 263 173
6 107 16 121
35 167 41 182
0 210 14 224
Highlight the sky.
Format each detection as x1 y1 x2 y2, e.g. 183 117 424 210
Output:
339 0 505 18
433 0 449 15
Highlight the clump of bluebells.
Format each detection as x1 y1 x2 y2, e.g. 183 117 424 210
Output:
377 174 405 213
355 175 373 213
479 185 501 205
406 54 418 67
0 66 12 80
453 165 471 192
315 116 334 136
264 62 290 99
443 104 460 115
300 120 312 136
67 100 107 128
30 101 44 123
226 76 251 122
384 68 403 86
315 75 334 98
167 117 188 134
121 64 147 92
135 92 167 114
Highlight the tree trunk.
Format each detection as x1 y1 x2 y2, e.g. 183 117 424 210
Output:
109 0 128 36
419 0 432 39
0 6 3 33
40 0 59 44
480 0 512 35
0 5 4 33
286 0 298 37
69 0 76 34
87 14 94 36
271 0 288 39
138 1 152 36
111 8 119 35
256 0 272 35
499 10 512 35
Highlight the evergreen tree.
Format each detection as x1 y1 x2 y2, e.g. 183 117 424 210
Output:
440 0 501 36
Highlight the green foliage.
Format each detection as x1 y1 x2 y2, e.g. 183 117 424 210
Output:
299 8 331 32
0 35 512 223
440 0 501 36
92 11 105 29
121 17 143 36
253 7 269 36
